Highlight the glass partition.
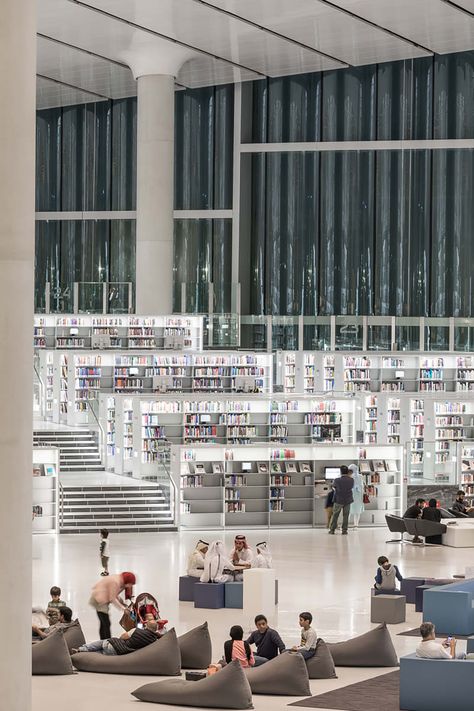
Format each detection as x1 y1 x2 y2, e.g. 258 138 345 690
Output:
240 315 269 351
335 316 364 350
302 316 332 351
395 318 421 351
425 319 450 351
367 318 392 351
271 316 299 351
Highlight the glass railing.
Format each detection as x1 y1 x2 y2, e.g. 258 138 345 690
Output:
38 282 134 314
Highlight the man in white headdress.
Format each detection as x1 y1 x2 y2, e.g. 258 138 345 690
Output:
252 541 273 569
187 539 209 578
200 541 234 583
230 534 253 581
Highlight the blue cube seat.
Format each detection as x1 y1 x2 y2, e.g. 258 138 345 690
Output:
179 575 200 602
400 654 474 711
194 582 225 609
423 578 474 635
225 582 243 609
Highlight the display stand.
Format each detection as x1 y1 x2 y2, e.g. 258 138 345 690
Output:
32 447 59 534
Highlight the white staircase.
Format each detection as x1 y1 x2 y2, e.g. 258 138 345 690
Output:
59 484 176 533
33 430 104 472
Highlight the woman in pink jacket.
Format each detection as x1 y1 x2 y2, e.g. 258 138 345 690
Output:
89 571 136 639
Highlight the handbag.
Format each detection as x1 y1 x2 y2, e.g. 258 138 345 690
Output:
119 606 136 632
363 492 370 504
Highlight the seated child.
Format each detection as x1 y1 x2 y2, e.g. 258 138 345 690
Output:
47 586 66 610
374 556 403 592
223 625 255 668
290 612 317 660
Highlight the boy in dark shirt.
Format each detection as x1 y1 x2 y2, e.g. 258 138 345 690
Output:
73 620 160 655
246 614 285 666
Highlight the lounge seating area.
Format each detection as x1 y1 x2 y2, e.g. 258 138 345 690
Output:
385 514 448 545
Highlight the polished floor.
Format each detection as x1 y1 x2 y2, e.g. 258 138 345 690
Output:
33 528 468 710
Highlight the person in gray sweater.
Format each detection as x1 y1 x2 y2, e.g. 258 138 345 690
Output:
374 556 403 591
329 465 354 535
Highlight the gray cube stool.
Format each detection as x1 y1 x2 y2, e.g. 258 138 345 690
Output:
467 636 474 654
225 582 243 608
401 577 426 604
194 582 225 609
179 576 200 602
415 584 433 613
371 593 406 624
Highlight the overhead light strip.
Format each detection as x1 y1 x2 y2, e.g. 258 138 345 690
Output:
191 0 350 68
37 73 111 100
314 0 435 55
438 0 474 19
67 0 268 78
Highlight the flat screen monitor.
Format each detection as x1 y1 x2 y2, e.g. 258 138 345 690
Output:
395 370 405 378
324 466 340 480
129 367 139 376
242 462 252 472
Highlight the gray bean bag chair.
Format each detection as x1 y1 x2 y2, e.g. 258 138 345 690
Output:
178 622 212 669
72 627 181 676
306 638 337 679
132 659 253 709
32 629 74 675
63 620 86 653
326 623 398 667
245 652 310 696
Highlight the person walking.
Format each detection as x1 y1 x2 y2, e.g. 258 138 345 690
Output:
329 465 354 535
89 571 136 640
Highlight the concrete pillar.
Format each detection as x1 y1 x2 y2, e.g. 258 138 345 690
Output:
0 0 35 708
135 74 175 314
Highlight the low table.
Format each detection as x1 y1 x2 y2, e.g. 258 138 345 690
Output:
441 520 474 547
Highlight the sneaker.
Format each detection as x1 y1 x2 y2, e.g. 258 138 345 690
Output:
101 571 109 576
342 531 348 535
328 530 335 535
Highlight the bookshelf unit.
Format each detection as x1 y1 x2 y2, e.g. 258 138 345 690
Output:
92 316 128 349
365 395 378 444
55 316 89 349
171 443 403 530
460 443 474 506
387 397 401 444
419 357 446 392
343 356 371 393
34 315 55 349
304 353 316 393
323 355 336 391
32 447 59 534
410 399 424 479
456 356 474 392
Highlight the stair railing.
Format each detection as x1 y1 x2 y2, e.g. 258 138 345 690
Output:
87 399 105 464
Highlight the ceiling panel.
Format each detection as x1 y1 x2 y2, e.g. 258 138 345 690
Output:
203 0 430 65
178 57 263 89
36 75 103 109
327 0 474 54
37 35 137 100
450 0 474 12
74 0 345 75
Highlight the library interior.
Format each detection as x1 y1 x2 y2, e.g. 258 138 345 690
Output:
3 2 474 710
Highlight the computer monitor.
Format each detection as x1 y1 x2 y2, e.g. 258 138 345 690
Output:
234 376 256 393
324 466 341 480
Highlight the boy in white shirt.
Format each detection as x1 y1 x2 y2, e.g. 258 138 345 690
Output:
416 622 455 659
291 612 317 660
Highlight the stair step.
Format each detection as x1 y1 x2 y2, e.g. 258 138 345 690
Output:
62 512 172 520
60 525 178 534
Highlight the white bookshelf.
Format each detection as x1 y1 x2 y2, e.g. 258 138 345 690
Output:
410 398 424 479
32 447 59 534
419 356 446 392
171 443 403 530
343 356 371 393
364 395 378 444
456 356 474 392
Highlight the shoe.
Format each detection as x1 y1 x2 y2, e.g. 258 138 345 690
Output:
328 530 335 535
342 531 348 535
101 571 109 576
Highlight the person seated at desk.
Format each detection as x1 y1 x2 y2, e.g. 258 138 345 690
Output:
403 498 426 543
252 542 272 569
32 606 75 640
231 535 253 581
452 491 474 517
187 539 209 578
200 541 235 583
422 498 443 543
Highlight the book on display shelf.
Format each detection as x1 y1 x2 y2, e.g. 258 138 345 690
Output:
257 462 268 473
300 462 312 473
212 462 224 474
286 462 298 473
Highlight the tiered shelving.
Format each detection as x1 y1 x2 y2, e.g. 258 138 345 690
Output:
343 356 371 392
410 399 424 477
114 355 153 392
381 357 405 392
55 316 88 349
129 317 157 349
74 355 102 417
32 448 59 534
283 353 296 392
178 448 224 528
92 316 128 348
323 355 335 391
419 357 445 392
387 398 401 444
106 396 116 460
365 395 378 444
123 398 134 463
456 356 474 392
304 353 316 393
45 351 54 416
146 354 192 392
59 354 68 418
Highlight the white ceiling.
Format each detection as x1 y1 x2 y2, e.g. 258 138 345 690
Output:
36 0 474 109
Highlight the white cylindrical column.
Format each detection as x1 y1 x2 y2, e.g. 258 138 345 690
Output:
135 74 175 314
0 0 35 708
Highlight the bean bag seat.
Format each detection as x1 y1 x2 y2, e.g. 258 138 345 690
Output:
245 651 310 696
32 629 74 675
326 623 398 667
132 658 253 709
72 627 181 676
306 638 337 679
178 622 212 669
63 620 86 653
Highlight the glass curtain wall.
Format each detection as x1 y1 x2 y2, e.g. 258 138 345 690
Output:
173 84 234 313
35 98 137 311
244 50 474 322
